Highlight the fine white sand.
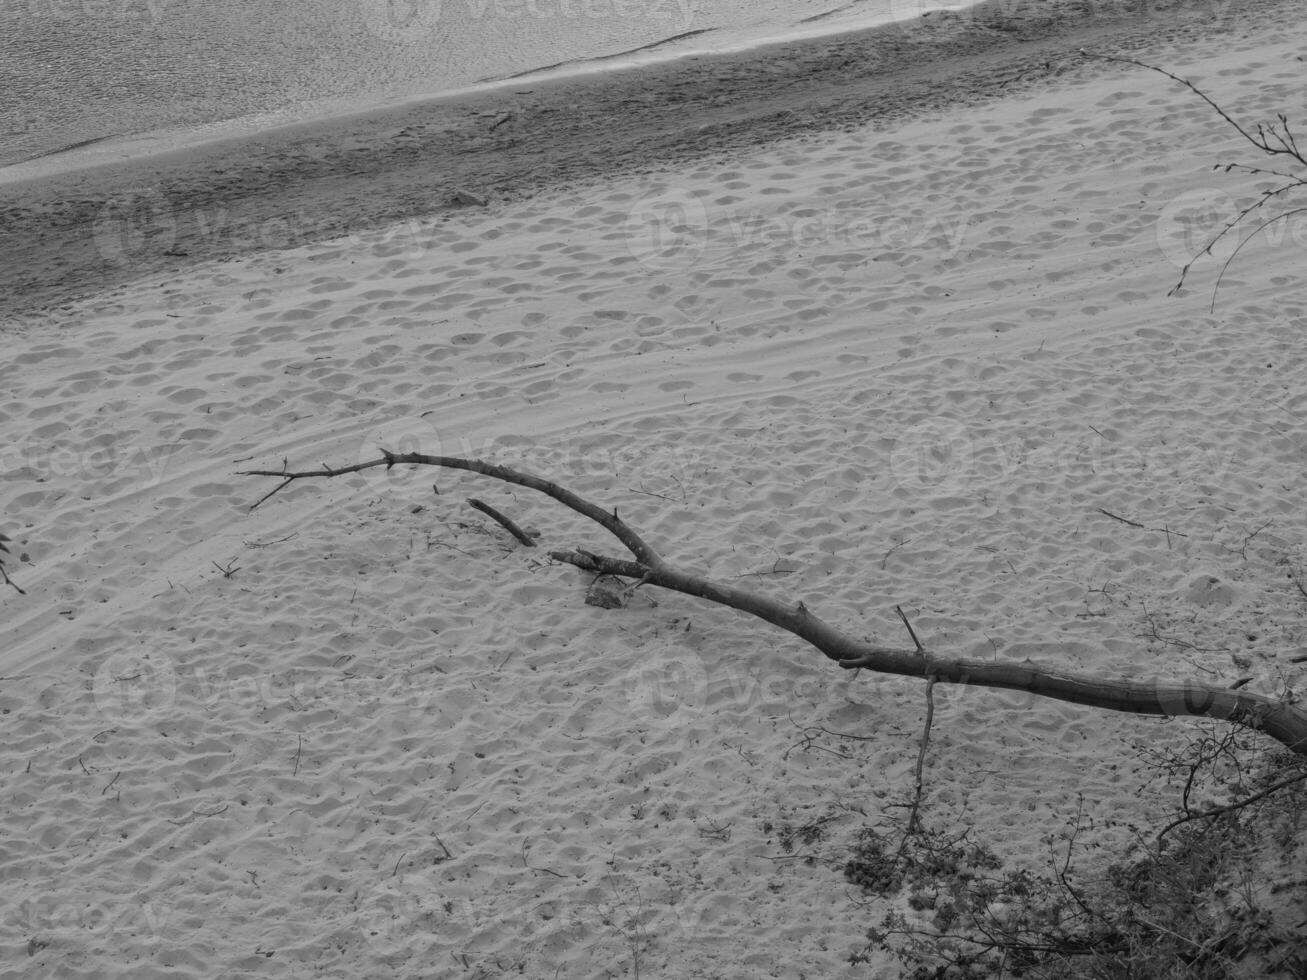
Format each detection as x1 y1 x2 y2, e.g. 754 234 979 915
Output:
2 6 1306 979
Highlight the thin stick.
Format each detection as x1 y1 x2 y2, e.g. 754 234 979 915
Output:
896 605 925 653
467 498 537 547
906 678 936 837
1099 508 1145 529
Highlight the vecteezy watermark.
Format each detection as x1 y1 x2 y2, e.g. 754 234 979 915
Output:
357 868 457 951
889 418 974 496
622 190 973 273
357 0 442 42
89 188 437 268
358 868 588 961
357 416 445 502
88 647 462 729
91 187 178 266
5 891 173 949
668 889 732 948
91 650 179 725
623 188 714 272
1154 187 1239 271
2 0 184 26
624 649 710 730
885 417 1249 496
0 434 177 492
358 0 697 43
1155 185 1307 276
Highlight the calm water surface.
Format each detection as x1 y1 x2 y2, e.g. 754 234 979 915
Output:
0 0 971 167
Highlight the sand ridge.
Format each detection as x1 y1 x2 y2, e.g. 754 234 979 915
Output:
2 13 1307 980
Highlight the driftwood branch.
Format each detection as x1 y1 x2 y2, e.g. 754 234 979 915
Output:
241 453 1307 756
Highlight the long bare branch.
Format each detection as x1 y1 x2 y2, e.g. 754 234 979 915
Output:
243 451 664 566
243 454 1307 755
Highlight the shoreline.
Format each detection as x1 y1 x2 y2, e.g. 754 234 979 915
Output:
0 2 983 175
0 0 1277 319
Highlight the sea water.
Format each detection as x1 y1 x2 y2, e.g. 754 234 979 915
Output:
0 0 976 168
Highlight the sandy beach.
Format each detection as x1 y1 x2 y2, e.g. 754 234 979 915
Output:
2 0 1307 976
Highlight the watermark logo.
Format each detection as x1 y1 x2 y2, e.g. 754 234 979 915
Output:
623 189 713 272
91 651 178 724
6 892 172 946
621 190 972 273
0 436 177 491
358 868 455 950
91 187 177 266
357 416 445 502
358 0 444 41
889 418 973 495
625 649 709 729
1155 188 1238 270
359 0 698 41
668 889 731 947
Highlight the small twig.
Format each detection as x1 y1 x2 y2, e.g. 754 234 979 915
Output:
626 486 678 502
881 536 910 570
242 532 298 549
1099 508 1145 529
291 735 302 776
467 498 537 547
1098 508 1189 542
521 837 569 878
738 558 799 577
1228 519 1273 560
896 605 925 654
169 803 229 824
